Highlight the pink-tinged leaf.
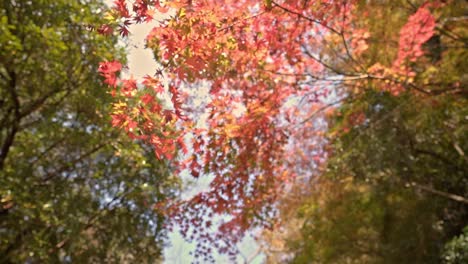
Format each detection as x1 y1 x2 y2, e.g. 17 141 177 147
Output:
141 93 155 105
126 120 138 131
121 77 137 97
177 137 188 155
394 5 436 67
153 83 165 94
97 24 113 35
154 148 163 159
103 74 118 87
98 61 122 74
150 103 162 114
169 84 186 120
98 61 121 87
113 0 130 18
111 114 125 127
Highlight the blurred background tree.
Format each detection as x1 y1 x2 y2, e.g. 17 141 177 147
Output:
261 0 467 263
0 0 179 262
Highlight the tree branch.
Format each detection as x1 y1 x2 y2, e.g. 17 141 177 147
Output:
36 143 107 185
413 183 468 205
50 189 130 253
0 70 20 170
271 1 340 35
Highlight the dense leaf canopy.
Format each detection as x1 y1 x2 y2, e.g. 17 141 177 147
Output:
98 0 467 261
0 1 178 262
2 0 465 262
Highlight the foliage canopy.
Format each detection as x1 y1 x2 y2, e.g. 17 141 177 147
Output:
0 0 178 262
83 0 468 261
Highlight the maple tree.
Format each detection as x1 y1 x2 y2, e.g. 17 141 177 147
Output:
99 0 466 260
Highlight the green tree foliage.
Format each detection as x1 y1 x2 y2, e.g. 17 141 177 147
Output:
294 93 467 263
0 0 178 262
288 178 447 263
442 227 468 263
271 78 468 261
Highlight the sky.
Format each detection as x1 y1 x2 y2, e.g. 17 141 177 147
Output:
102 1 265 263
